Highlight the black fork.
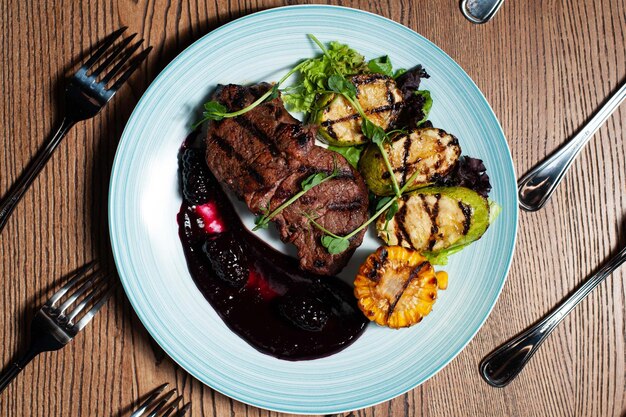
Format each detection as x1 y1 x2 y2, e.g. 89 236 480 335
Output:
0 262 114 393
131 384 191 417
0 28 152 232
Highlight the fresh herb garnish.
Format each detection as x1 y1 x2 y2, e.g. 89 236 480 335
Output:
327 74 357 98
193 65 303 129
367 56 393 77
307 170 420 255
301 171 330 191
253 159 340 231
327 145 363 169
321 235 351 255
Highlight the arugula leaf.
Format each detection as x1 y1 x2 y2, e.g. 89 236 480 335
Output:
192 101 227 128
368 56 393 77
321 235 350 254
328 74 357 98
361 118 386 145
254 215 270 230
414 90 433 126
253 204 271 230
385 200 399 221
204 101 227 115
301 172 328 191
327 145 363 168
381 199 399 241
267 84 280 100
375 196 394 212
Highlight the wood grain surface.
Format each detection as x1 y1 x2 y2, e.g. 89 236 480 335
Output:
1 0 625 416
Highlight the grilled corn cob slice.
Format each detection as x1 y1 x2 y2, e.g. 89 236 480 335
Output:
316 74 403 146
359 127 461 196
377 186 490 255
354 246 442 329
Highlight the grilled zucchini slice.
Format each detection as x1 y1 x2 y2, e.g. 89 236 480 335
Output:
315 74 403 146
358 127 461 196
354 246 442 329
377 186 489 255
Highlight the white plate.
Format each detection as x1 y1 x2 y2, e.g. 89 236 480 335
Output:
109 5 518 414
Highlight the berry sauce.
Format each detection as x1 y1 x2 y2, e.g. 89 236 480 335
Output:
177 146 367 361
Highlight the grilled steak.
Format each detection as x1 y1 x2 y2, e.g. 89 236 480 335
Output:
205 83 369 276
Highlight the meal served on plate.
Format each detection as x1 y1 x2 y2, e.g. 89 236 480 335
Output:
177 35 499 358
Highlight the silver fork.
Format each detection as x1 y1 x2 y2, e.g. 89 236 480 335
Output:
131 384 191 417
0 262 114 393
0 28 152 232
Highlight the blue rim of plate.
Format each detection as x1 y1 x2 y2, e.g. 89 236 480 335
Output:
109 5 518 414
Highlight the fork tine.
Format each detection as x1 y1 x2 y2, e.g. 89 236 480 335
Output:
174 403 191 416
109 46 152 92
80 27 127 72
47 261 97 306
146 390 179 417
100 40 143 85
65 272 112 324
131 384 169 417
89 34 137 78
56 271 107 316
73 285 114 331
159 395 184 417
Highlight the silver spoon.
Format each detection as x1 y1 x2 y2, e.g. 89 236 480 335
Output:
480 245 626 387
518 82 626 211
461 0 505 24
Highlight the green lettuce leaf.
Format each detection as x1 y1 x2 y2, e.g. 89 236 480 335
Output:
282 41 367 114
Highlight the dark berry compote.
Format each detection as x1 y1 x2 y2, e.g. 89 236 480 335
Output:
177 138 367 361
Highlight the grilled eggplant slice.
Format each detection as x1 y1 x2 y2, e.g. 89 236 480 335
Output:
377 186 489 255
354 246 442 329
359 127 461 196
315 74 403 146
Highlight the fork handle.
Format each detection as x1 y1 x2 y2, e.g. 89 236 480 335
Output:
0 347 39 393
0 116 76 233
480 245 626 387
518 82 626 211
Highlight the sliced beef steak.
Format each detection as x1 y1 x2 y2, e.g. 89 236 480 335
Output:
205 84 369 275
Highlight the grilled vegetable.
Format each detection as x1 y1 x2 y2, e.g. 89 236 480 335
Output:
354 246 442 328
315 74 403 146
358 127 461 196
377 186 489 256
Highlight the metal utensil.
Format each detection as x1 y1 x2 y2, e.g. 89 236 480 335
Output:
480 245 626 387
0 28 152 233
461 0 504 23
0 262 114 393
131 383 191 417
518 82 626 211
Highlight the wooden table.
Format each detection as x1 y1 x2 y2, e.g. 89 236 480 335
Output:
1 1 624 416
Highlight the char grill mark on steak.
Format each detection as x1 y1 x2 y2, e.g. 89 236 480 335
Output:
205 84 369 276
210 134 266 186
234 116 281 157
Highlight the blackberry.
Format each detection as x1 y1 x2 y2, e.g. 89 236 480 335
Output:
181 148 211 205
202 234 249 289
277 295 330 332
